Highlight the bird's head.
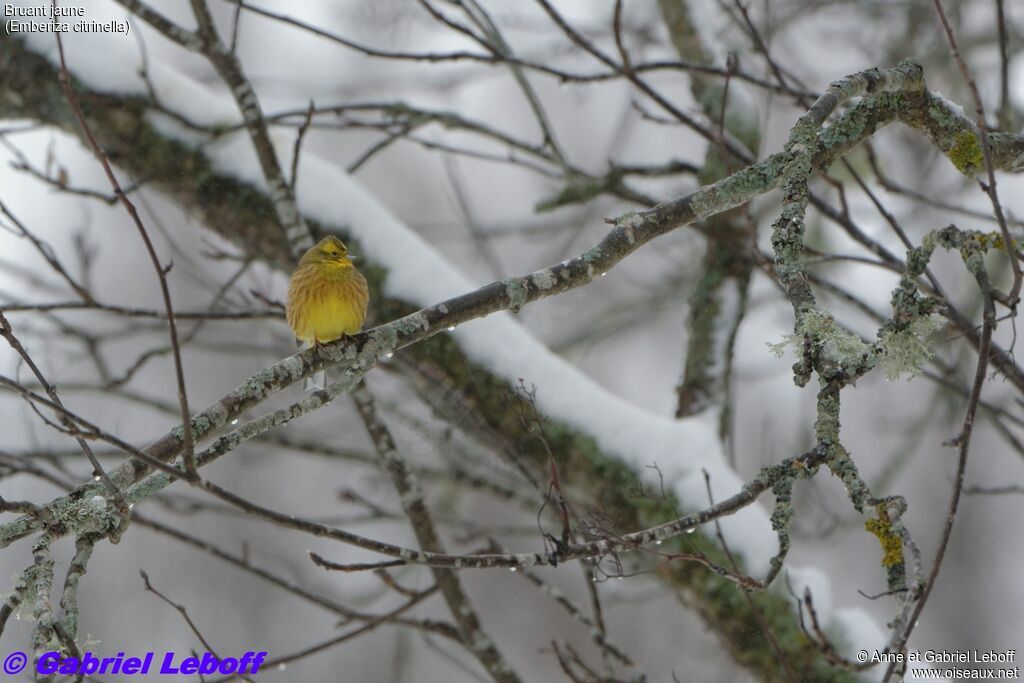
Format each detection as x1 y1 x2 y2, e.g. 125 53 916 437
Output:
301 235 356 267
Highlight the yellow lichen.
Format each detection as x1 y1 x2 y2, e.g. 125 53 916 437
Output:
947 130 984 175
865 513 904 569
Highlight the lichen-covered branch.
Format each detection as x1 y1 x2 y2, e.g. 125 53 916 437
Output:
657 1 759 443
58 533 99 644
300 445 826 573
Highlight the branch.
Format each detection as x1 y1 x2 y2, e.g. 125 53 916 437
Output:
351 381 522 683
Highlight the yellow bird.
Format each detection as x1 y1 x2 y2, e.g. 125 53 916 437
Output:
286 235 369 347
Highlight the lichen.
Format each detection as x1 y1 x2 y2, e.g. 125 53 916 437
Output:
947 130 984 175
864 517 904 569
877 315 943 381
580 246 603 264
768 310 872 375
690 154 784 220
49 494 119 537
371 323 400 354
504 278 528 312
394 312 430 335
530 270 557 291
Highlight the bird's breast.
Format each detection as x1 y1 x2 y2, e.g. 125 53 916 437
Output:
286 265 369 343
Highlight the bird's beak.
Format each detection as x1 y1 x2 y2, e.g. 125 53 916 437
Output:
348 253 358 261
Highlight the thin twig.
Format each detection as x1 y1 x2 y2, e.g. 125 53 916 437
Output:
932 0 1021 307
52 10 198 480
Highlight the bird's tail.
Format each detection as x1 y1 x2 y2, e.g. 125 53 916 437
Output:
303 369 328 391
297 340 327 391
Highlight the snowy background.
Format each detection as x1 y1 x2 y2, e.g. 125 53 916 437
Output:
2 1 1023 681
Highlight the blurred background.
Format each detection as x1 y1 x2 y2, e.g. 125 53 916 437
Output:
2 1 1023 681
